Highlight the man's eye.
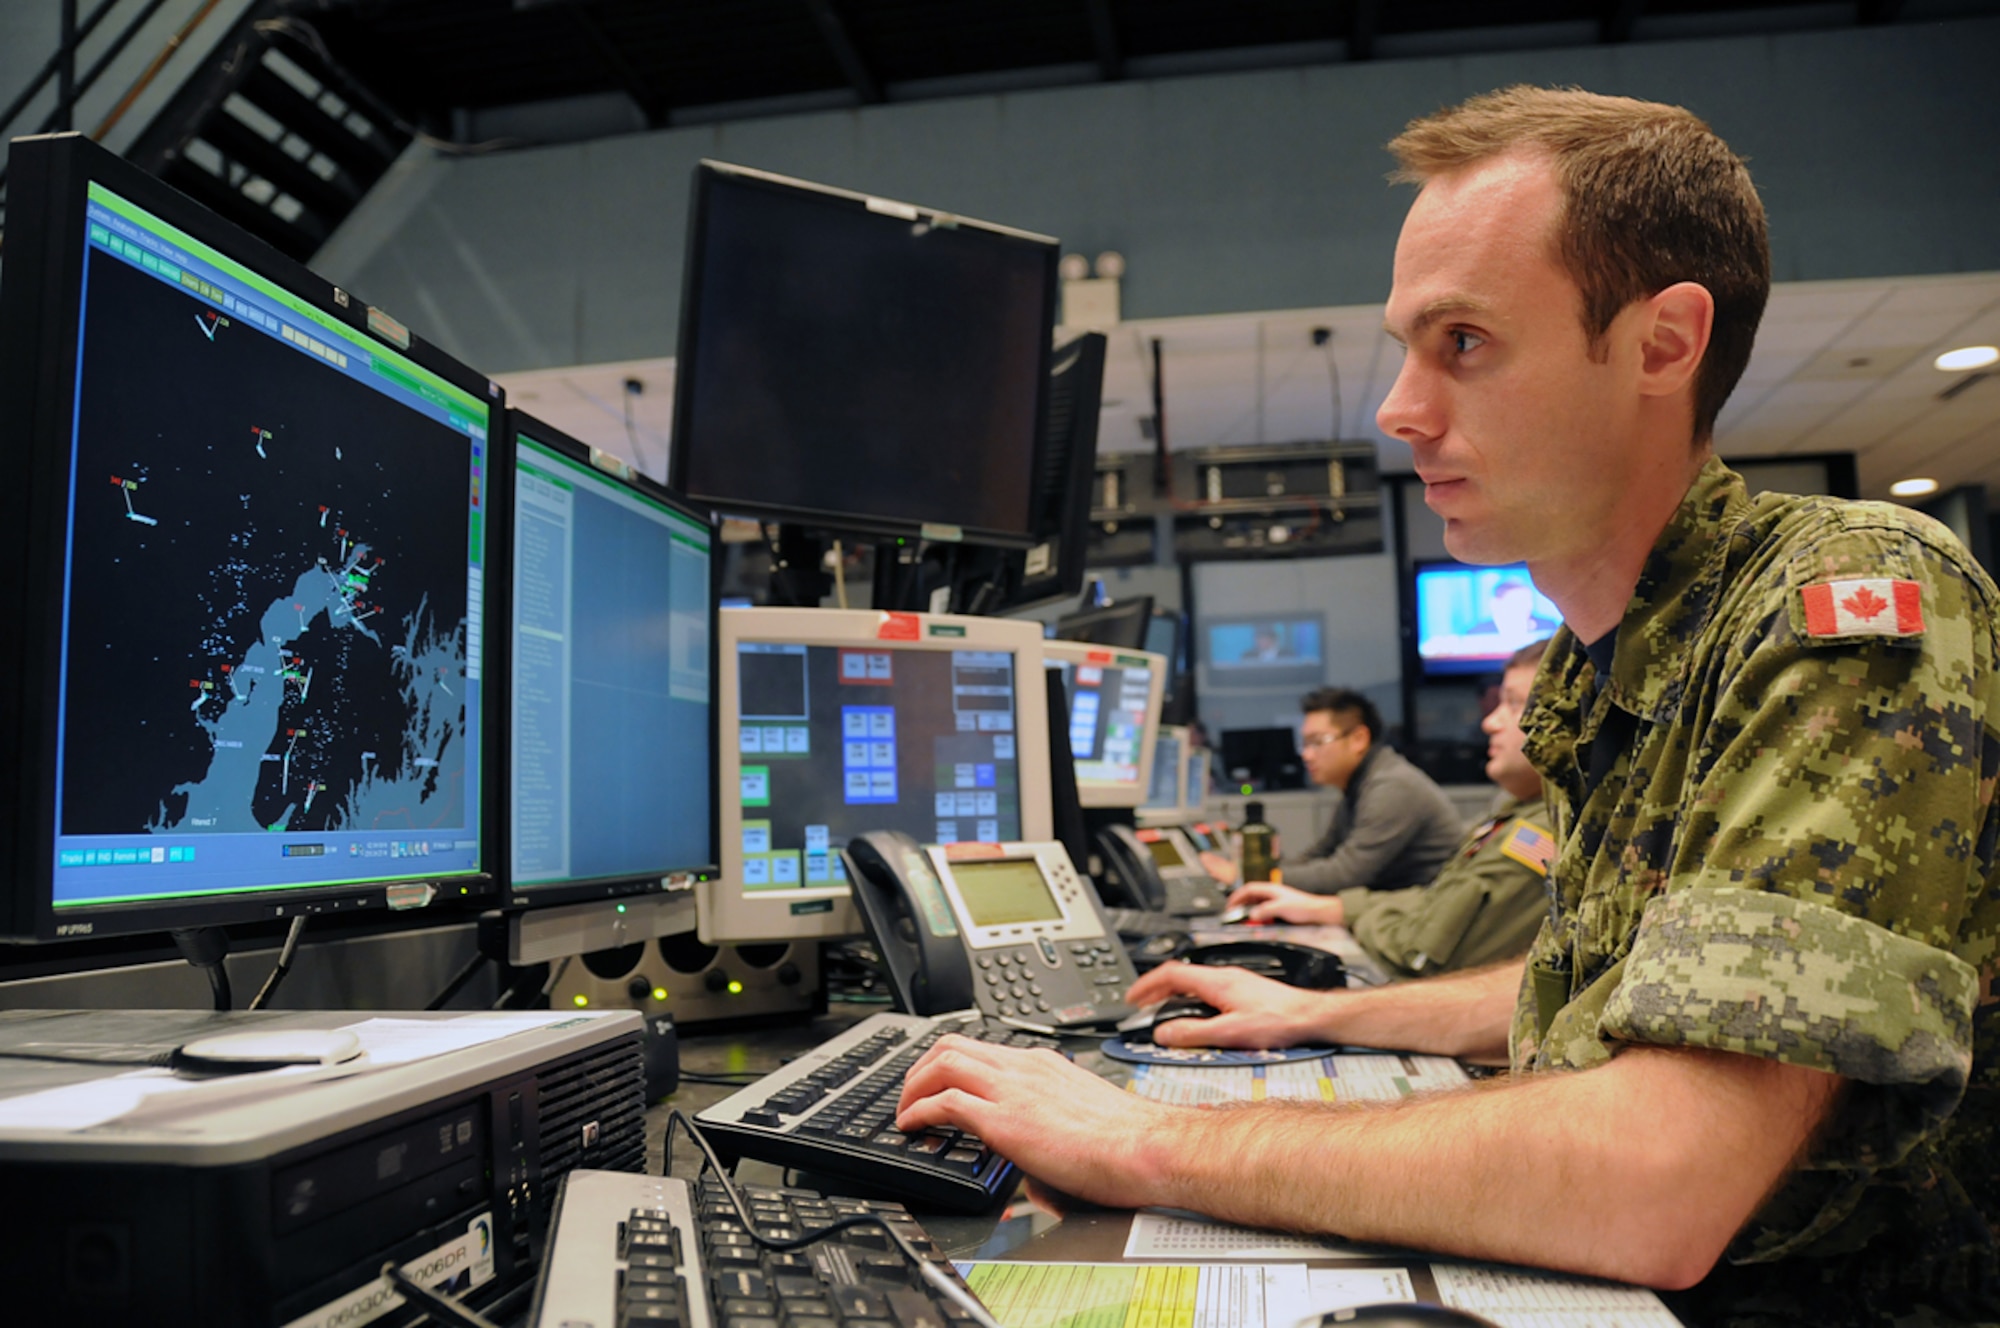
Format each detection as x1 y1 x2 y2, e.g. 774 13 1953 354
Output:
1450 329 1484 355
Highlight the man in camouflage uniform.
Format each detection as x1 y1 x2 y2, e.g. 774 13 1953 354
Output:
896 86 1999 1325
1505 453 1998 1323
1225 641 1555 980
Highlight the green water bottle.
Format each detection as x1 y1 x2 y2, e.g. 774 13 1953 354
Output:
1238 800 1277 884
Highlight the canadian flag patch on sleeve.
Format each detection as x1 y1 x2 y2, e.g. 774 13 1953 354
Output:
1800 578 1925 638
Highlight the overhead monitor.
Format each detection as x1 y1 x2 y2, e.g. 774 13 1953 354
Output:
947 331 1109 615
1144 725 1190 812
1413 560 1561 677
1202 612 1326 688
670 160 1060 545
1041 640 1167 809
503 411 718 912
1054 595 1154 651
0 133 496 943
701 608 1053 943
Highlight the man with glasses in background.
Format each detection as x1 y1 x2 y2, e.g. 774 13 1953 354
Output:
1279 687 1463 895
1230 643 1552 978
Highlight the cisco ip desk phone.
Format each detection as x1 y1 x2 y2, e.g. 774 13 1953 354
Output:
843 835 1139 1029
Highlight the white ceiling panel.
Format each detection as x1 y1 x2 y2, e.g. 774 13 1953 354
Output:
497 270 2000 504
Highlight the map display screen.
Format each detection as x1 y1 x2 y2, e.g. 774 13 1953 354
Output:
49 183 487 911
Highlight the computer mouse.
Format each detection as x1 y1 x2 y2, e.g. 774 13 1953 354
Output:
1185 939 1347 990
1304 1303 1501 1327
1116 996 1221 1044
1135 931 1192 964
1214 904 1255 925
171 1028 364 1075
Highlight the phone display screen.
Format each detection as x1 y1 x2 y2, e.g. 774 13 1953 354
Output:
951 858 1064 927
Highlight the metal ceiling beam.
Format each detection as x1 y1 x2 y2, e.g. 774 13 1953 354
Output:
802 0 883 104
1086 0 1123 81
569 6 665 127
1601 0 1646 43
1349 0 1380 62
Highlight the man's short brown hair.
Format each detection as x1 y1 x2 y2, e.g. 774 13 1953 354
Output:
1388 85 1769 444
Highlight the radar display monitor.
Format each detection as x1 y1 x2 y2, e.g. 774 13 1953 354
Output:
0 133 497 942
702 608 1053 943
1041 640 1167 810
503 412 718 910
670 161 1059 545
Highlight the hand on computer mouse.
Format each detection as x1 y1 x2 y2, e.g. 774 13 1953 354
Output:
1226 881 1346 927
1117 996 1223 1044
1123 960 1338 1049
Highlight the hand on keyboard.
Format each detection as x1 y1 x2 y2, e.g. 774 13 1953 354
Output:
893 1033 1183 1214
696 1012 1061 1211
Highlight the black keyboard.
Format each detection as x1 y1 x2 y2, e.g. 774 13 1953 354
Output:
694 1010 1058 1212
528 1169 988 1328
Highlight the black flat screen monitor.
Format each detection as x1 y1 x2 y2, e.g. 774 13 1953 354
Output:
0 134 498 942
670 160 1059 545
503 413 718 908
946 331 1108 615
1219 727 1306 793
1055 596 1155 651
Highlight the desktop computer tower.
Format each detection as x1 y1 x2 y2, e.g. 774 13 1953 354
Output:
0 1008 646 1328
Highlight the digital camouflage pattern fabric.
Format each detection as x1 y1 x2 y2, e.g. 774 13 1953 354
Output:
1341 794 1552 979
1514 458 2000 1326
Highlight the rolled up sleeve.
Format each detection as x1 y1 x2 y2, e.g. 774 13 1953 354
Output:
1603 885 1975 1169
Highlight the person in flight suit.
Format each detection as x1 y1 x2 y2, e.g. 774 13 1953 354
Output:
1226 640 1553 979
895 85 1999 1326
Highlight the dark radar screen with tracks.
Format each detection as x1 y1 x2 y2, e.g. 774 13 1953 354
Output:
50 183 486 917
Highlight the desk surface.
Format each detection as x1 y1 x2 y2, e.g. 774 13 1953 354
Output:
649 1003 1683 1327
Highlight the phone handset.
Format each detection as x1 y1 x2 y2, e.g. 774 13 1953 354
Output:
842 831 976 1016
1093 823 1170 912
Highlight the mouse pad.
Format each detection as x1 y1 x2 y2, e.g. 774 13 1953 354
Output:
1099 1038 1342 1066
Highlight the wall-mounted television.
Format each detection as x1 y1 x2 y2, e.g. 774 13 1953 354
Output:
1413 561 1561 677
1201 613 1325 688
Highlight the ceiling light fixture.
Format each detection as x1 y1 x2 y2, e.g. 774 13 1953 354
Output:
1889 477 1940 498
1934 345 2000 372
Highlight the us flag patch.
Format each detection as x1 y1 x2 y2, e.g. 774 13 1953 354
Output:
1800 578 1924 638
1499 820 1557 877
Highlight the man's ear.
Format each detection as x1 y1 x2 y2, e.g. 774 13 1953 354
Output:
1636 281 1714 399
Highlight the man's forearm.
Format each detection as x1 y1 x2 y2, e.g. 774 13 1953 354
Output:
1137 1045 1840 1290
1313 959 1521 1061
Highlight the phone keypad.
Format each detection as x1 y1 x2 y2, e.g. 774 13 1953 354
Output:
979 946 1052 1017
